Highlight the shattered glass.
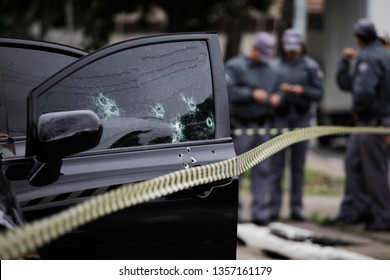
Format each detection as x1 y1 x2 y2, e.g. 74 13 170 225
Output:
37 41 215 150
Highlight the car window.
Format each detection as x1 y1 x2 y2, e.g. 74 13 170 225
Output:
37 41 215 150
0 45 84 137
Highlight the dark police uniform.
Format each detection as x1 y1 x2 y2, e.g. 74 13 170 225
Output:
225 53 278 224
336 40 390 231
269 55 323 220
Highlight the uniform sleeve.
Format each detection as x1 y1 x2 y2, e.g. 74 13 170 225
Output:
225 61 254 104
336 59 353 92
302 63 324 101
352 58 381 113
269 61 286 106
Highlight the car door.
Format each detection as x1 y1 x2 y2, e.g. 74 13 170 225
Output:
6 33 238 259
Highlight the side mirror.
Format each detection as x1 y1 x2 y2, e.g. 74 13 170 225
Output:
28 110 102 186
36 110 102 162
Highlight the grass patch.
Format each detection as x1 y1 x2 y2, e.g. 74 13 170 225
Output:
239 170 251 193
304 169 344 196
310 210 329 224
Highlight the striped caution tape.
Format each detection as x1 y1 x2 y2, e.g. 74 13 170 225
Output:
1 126 390 259
232 127 293 136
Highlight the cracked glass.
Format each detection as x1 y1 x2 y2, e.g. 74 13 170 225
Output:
37 41 215 150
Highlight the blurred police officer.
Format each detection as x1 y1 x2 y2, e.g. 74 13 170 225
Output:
225 32 281 225
268 28 324 221
334 18 390 231
377 29 390 146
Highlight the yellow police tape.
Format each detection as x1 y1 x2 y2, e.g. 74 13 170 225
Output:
1 126 390 259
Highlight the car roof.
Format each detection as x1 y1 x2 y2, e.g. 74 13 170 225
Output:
0 37 88 57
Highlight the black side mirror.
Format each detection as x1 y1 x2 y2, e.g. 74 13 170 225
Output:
28 110 102 186
36 110 102 162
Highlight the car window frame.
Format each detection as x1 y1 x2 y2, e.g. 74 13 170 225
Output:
26 33 231 158
0 37 89 158
0 38 88 139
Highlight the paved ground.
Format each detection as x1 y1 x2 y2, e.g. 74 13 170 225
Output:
236 147 390 260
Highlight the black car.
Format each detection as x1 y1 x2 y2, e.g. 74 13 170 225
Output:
0 34 238 259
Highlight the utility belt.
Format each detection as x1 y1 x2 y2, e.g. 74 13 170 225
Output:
277 104 310 116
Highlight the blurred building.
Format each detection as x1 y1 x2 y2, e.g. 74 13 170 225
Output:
318 0 390 140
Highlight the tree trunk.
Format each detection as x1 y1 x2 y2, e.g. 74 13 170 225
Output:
224 0 246 61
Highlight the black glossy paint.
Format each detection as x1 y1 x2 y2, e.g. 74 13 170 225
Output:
37 110 103 162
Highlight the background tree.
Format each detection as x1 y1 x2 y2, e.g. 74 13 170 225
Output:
0 0 273 56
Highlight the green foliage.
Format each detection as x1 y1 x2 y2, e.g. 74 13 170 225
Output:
0 0 273 50
304 169 344 196
310 210 328 224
